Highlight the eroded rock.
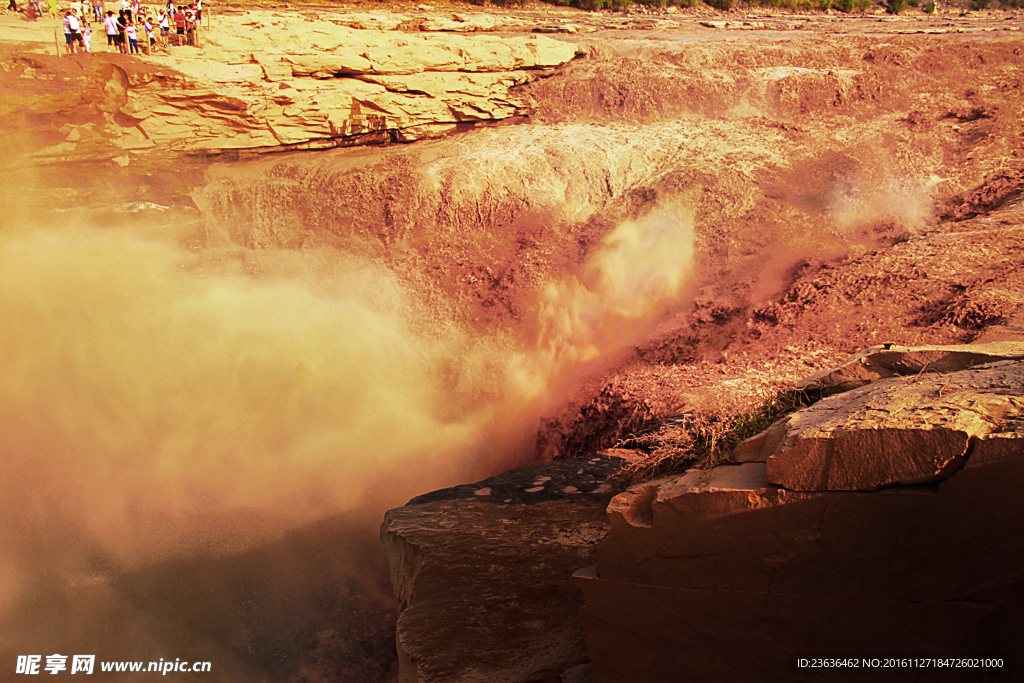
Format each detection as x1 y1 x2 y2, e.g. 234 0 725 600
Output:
380 455 622 683
724 343 1024 479
579 351 1024 682
584 436 1024 678
767 360 1024 492
1 13 578 164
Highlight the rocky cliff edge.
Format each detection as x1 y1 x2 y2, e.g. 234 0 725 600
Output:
583 341 1024 682
0 10 578 166
384 341 1024 683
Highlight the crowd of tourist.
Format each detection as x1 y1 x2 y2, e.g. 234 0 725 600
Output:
7 0 204 55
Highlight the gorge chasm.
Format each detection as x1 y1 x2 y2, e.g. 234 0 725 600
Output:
1 5 1023 683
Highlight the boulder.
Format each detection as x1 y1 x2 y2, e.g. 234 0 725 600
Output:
767 361 1024 491
578 352 1024 683
582 431 1024 678
723 342 1024 472
381 455 623 683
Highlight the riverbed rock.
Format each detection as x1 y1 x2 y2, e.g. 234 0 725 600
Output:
582 434 1024 679
380 455 622 683
726 342 1024 469
142 19 577 149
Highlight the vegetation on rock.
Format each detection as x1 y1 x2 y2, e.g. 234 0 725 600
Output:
609 387 821 488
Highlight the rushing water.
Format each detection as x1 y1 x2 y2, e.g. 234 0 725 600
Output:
0 134 699 680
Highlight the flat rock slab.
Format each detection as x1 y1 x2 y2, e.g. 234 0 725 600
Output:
381 454 622 683
795 340 1024 395
768 361 1024 491
407 453 622 506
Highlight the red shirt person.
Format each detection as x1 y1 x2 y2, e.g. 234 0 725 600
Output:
174 7 186 45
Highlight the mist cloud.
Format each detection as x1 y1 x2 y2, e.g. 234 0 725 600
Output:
0 199 696 596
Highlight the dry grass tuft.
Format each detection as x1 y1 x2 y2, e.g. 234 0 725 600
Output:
608 386 820 489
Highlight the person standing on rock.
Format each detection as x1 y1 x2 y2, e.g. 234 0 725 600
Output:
63 11 76 55
103 10 117 51
125 18 137 53
157 8 168 46
92 0 102 22
184 3 194 45
82 20 91 52
116 9 128 52
62 11 72 52
173 7 185 45
7 0 17 13
69 11 84 54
